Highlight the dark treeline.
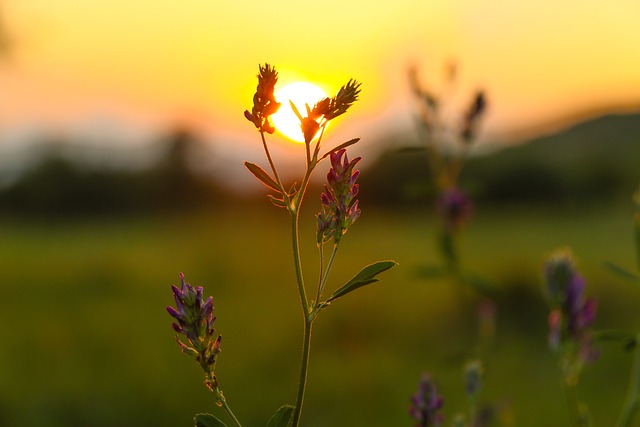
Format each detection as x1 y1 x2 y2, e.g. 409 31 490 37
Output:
0 112 638 217
0 128 230 217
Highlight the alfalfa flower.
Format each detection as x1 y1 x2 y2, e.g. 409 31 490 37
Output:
296 80 362 144
167 273 222 378
317 148 361 244
409 374 444 427
437 187 473 232
543 249 598 364
244 64 281 134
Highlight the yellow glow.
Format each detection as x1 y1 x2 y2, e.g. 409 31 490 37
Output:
271 82 328 143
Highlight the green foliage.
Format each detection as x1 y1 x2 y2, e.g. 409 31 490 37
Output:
195 413 228 427
266 405 293 427
244 162 281 192
327 261 397 302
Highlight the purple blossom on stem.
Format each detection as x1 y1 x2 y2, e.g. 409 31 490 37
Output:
317 148 361 244
544 249 598 364
167 273 222 376
437 187 473 231
409 374 444 427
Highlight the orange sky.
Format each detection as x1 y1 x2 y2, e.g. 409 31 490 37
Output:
0 0 639 157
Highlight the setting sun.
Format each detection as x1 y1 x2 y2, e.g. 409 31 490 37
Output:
271 82 328 143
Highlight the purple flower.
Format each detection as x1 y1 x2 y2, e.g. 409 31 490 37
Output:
437 187 473 231
409 374 444 427
543 249 598 364
167 273 222 376
317 149 361 244
244 64 281 134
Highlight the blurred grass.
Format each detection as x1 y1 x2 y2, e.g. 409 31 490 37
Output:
1 201 640 426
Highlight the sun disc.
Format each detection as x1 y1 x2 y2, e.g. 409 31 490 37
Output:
272 82 328 143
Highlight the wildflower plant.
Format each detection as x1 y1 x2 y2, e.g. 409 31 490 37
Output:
409 374 444 427
543 249 598 426
409 63 489 292
243 63 396 427
600 183 640 427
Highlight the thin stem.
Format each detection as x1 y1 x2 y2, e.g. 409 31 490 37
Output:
291 210 309 315
317 242 340 303
206 373 242 427
291 319 313 427
616 333 640 427
314 244 325 307
260 131 285 192
220 396 243 427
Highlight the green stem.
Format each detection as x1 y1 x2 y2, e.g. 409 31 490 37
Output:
616 334 640 427
220 395 243 427
260 131 285 192
291 318 313 427
316 242 340 306
291 210 309 315
562 367 588 427
289 201 312 427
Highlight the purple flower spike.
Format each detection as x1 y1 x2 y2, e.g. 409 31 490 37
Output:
543 249 598 364
437 187 473 231
167 273 222 376
317 149 362 244
409 374 444 427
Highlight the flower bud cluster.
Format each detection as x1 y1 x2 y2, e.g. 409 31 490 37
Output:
409 374 444 427
167 273 222 376
461 91 487 143
300 80 361 144
244 64 281 134
544 249 598 364
317 149 361 244
436 187 473 231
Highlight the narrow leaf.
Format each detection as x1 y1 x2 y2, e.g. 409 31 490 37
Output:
267 405 294 427
195 413 228 427
603 261 640 284
244 162 281 192
320 138 361 160
267 195 287 208
328 260 397 302
289 100 304 122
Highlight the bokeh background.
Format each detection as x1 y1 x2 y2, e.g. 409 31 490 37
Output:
0 1 640 426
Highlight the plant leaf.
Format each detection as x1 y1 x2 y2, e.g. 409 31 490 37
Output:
320 138 361 160
290 100 304 122
327 260 397 302
244 162 282 192
603 261 640 284
194 413 228 427
267 195 287 208
267 405 294 427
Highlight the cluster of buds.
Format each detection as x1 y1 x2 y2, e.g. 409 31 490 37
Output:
167 273 222 379
464 360 483 398
460 91 487 143
544 249 598 364
409 374 444 427
436 187 474 232
317 149 361 244
297 79 362 144
244 64 281 134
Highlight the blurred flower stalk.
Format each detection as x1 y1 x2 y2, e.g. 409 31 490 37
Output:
409 63 486 274
544 249 598 426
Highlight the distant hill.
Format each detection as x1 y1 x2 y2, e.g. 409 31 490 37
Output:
359 112 640 207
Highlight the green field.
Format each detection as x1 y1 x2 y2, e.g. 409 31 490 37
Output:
1 201 639 426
